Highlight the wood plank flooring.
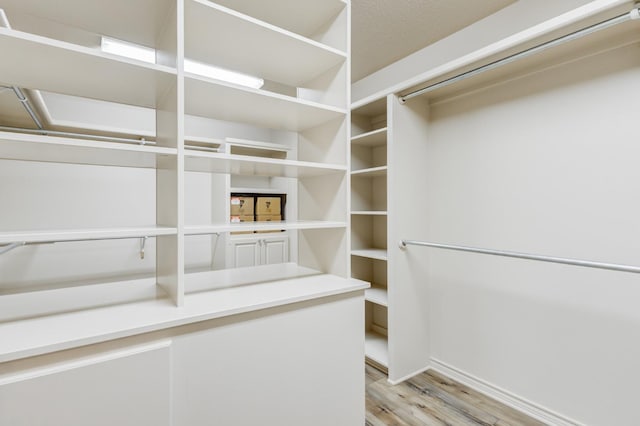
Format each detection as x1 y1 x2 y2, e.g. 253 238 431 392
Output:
365 364 547 426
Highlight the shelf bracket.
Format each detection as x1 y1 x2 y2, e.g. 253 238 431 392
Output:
139 236 148 260
0 242 25 255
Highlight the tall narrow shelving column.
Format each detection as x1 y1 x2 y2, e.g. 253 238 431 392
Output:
350 97 389 370
156 0 184 305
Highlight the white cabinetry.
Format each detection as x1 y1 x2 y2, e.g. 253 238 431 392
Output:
227 234 289 268
0 0 351 315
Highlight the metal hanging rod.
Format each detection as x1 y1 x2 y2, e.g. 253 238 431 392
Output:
399 7 640 103
0 236 155 258
399 240 640 274
0 125 155 146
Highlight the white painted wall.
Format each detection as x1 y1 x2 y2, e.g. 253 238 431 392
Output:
352 0 594 104
419 42 640 425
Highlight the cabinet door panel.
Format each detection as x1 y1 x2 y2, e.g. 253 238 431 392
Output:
261 236 289 265
0 342 171 426
230 239 261 268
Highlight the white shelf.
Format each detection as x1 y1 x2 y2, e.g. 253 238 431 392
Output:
0 269 368 363
210 0 346 39
185 0 346 86
0 28 176 108
0 0 174 48
365 331 389 367
0 226 177 245
351 211 388 216
351 166 388 177
351 127 387 147
230 187 285 195
185 262 321 293
184 151 346 177
185 220 347 235
351 249 388 261
185 73 346 131
0 131 177 168
365 287 388 307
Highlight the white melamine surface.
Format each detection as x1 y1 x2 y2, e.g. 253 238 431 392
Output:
184 74 346 131
351 166 388 177
351 127 387 147
0 226 176 244
185 1 346 86
185 220 346 235
0 28 176 108
0 131 176 168
365 331 389 367
351 211 388 216
211 0 346 38
0 0 174 48
351 249 388 261
184 151 346 177
0 271 367 363
365 287 388 306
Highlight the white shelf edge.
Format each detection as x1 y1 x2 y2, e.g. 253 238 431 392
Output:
351 249 388 261
226 137 292 152
365 331 389 367
351 127 388 142
351 166 388 176
185 220 347 235
0 226 177 244
0 27 177 76
230 187 287 194
184 72 348 115
351 211 388 216
365 287 389 307
190 0 348 58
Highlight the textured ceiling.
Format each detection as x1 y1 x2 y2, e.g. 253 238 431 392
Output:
351 0 515 82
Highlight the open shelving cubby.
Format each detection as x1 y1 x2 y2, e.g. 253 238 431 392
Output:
0 0 353 322
351 96 390 368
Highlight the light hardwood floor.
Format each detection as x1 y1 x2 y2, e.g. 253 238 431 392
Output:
365 364 547 426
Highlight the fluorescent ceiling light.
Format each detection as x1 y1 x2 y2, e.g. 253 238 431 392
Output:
100 37 264 89
101 36 155 64
184 59 264 89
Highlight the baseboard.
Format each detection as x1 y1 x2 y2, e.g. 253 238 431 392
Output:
429 358 584 426
387 364 430 385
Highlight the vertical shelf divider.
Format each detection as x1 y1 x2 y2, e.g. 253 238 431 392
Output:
156 0 185 306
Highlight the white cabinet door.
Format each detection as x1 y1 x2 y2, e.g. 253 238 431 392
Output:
0 342 171 426
261 235 289 265
228 238 261 268
228 235 288 267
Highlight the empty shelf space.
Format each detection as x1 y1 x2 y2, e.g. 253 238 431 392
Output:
351 127 387 147
365 331 389 367
351 211 387 216
185 262 320 293
185 220 347 235
210 0 346 39
0 131 177 168
185 0 346 86
0 28 176 108
351 166 388 177
0 226 177 244
185 74 346 131
184 151 346 177
365 287 388 307
0 0 175 49
351 249 388 261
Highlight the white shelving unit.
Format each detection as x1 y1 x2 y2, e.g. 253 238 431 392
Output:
350 97 390 369
0 0 352 318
